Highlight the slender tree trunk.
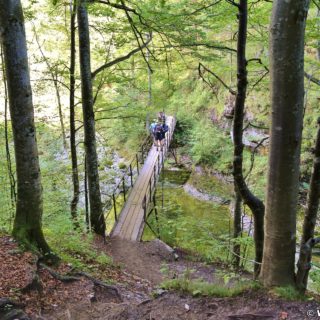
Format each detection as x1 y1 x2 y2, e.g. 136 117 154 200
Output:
232 0 265 277
317 10 320 61
1 45 16 208
54 71 67 149
296 118 320 291
260 0 310 287
84 155 90 231
0 1 51 254
69 0 80 225
146 33 152 107
77 0 105 235
34 29 67 149
233 186 242 269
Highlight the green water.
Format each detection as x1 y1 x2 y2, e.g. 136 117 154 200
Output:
143 169 237 263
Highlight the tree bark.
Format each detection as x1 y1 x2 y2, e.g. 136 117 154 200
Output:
77 0 105 235
296 118 320 291
69 0 80 226
233 186 242 269
232 0 265 277
260 0 310 287
0 0 51 254
146 33 152 107
33 28 67 149
1 44 16 208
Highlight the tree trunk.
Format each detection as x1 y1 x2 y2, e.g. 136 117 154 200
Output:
146 33 152 107
317 10 320 61
296 118 320 291
69 0 80 226
260 0 310 287
77 0 105 235
233 186 242 269
232 0 265 277
1 44 16 208
34 28 67 149
0 1 51 254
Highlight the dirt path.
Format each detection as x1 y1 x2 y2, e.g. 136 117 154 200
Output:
50 291 320 320
105 237 222 286
1 235 320 320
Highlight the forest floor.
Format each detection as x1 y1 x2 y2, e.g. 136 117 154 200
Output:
1 234 320 320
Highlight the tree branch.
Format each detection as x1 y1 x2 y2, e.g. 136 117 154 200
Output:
225 0 240 8
304 71 320 86
91 33 152 79
199 62 236 95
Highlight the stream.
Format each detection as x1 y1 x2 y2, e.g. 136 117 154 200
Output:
142 167 250 265
142 166 320 282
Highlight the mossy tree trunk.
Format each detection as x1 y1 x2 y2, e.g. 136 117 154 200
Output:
0 0 51 254
77 0 105 235
260 0 310 287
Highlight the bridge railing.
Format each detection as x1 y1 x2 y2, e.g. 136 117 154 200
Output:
104 134 153 223
140 118 176 238
106 116 176 237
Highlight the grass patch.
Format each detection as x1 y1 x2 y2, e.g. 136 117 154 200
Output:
271 286 308 301
161 278 261 297
44 214 115 281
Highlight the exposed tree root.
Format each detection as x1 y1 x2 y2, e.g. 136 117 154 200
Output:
36 263 122 302
0 298 30 320
72 271 122 302
39 263 80 283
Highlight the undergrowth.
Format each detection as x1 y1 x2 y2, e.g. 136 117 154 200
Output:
271 286 308 301
161 277 261 297
44 214 115 280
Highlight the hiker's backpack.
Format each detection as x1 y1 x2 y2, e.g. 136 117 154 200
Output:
154 124 163 134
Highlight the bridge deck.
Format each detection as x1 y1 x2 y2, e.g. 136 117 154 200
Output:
111 116 175 241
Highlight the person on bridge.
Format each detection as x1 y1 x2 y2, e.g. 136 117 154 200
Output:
153 117 169 151
149 119 158 145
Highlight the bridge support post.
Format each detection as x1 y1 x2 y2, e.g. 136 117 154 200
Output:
122 178 126 201
149 178 152 203
112 193 117 221
136 154 139 174
129 164 133 187
153 194 160 238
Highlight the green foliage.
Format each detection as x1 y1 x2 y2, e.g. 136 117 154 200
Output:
2 0 320 297
44 214 114 273
161 276 260 297
118 162 127 170
309 268 320 293
272 286 307 301
189 120 233 170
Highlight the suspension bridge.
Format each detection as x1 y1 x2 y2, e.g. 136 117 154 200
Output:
108 116 176 241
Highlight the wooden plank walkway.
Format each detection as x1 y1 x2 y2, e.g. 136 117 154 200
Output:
111 116 176 241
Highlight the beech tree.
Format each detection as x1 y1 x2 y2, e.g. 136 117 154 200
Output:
77 0 106 235
260 0 310 287
0 0 51 254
